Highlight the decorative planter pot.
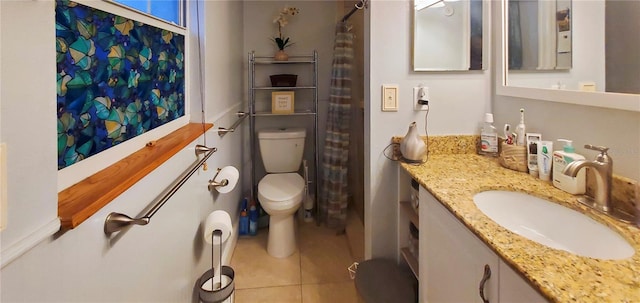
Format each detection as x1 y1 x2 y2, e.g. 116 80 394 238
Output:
400 122 427 163
274 50 289 61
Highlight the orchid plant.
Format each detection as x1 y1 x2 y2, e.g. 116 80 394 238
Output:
272 6 300 50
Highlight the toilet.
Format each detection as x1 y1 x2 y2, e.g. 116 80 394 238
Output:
257 128 306 258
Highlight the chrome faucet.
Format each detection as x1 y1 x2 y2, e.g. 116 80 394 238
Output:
563 145 612 213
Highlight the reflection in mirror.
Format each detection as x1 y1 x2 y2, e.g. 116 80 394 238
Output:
508 0 572 71
506 0 640 94
413 0 484 71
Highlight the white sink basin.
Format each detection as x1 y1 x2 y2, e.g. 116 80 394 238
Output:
473 190 635 260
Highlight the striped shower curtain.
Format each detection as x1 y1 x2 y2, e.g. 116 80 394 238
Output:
508 0 523 69
319 22 353 229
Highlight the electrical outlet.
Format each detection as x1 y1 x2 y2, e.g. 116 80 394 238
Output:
413 87 429 111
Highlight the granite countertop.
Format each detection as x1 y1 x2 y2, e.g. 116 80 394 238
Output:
400 154 640 303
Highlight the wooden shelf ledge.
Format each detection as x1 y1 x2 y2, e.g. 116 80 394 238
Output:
58 123 213 230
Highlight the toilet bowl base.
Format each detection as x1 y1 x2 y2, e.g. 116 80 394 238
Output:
267 214 296 258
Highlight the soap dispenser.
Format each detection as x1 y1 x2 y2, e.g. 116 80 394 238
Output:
552 139 586 194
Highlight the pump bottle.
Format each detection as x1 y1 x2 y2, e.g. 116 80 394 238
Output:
552 139 586 194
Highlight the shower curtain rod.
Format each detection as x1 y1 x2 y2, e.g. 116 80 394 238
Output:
342 0 368 22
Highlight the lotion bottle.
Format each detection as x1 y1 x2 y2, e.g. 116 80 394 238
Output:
552 139 586 194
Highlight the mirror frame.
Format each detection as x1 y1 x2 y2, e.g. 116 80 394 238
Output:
495 0 640 112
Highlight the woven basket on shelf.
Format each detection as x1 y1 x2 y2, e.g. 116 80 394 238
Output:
499 142 528 172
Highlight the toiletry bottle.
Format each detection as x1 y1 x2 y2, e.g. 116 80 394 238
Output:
249 201 258 236
239 198 249 235
537 141 553 181
526 133 541 177
239 210 248 235
515 108 526 146
479 113 498 156
552 139 586 194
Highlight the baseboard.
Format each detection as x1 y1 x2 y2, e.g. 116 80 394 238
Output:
1 218 61 268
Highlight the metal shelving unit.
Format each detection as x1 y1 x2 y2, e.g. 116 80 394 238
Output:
248 51 319 209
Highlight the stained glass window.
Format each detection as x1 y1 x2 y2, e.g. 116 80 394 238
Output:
56 0 186 169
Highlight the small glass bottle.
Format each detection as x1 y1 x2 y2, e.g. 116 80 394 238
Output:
478 113 498 157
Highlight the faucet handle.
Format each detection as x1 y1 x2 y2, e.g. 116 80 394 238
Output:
585 144 612 164
584 144 609 154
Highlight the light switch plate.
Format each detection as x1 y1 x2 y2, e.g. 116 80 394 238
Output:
1 143 6 231
382 84 398 112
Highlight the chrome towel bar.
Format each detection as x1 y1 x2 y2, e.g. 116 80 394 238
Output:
104 145 217 235
216 112 248 137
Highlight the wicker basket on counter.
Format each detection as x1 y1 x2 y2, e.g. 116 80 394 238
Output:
499 142 528 172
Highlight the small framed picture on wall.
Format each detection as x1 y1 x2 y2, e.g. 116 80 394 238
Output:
271 91 295 114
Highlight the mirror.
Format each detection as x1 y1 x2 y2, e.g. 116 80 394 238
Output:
508 0 572 71
413 0 486 71
504 0 640 96
500 0 640 112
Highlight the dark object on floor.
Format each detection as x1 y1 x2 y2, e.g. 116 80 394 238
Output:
270 74 297 87
355 258 417 303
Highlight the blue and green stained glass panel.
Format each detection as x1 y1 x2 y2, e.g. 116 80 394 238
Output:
56 0 185 169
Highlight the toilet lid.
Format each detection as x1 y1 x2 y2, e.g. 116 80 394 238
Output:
258 173 305 203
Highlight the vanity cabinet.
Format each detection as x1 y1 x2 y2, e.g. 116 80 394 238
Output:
419 186 548 303
420 186 499 302
398 172 420 280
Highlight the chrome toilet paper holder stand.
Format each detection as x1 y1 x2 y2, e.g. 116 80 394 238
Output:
198 229 235 303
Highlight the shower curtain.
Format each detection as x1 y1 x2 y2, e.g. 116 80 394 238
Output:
319 22 354 229
508 0 523 69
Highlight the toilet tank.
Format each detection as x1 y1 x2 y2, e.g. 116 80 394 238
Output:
258 128 306 173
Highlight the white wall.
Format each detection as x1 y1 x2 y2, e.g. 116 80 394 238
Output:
0 0 60 262
0 1 246 301
366 0 491 259
493 96 640 180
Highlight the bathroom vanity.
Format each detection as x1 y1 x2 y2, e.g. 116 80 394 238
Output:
398 151 640 303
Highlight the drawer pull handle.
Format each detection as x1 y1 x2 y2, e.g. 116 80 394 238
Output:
479 264 491 303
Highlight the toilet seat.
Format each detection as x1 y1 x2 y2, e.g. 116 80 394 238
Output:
258 173 305 207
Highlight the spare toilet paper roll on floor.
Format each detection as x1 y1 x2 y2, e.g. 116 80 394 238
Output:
204 210 232 245
215 166 239 194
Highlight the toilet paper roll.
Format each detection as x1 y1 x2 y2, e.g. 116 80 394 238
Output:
204 210 232 245
214 166 239 194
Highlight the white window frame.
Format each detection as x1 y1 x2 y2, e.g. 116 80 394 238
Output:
109 0 186 27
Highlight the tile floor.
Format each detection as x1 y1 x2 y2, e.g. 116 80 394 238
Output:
230 220 364 303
